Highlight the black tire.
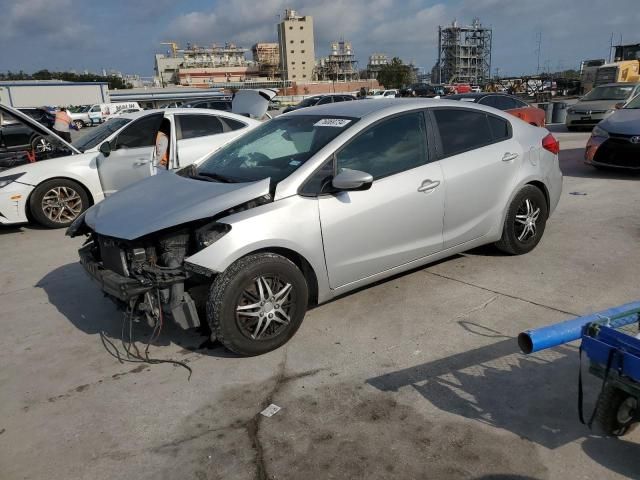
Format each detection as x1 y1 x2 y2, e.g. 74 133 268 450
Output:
29 178 90 228
73 120 84 130
495 185 548 255
30 135 52 153
207 253 308 356
594 385 638 436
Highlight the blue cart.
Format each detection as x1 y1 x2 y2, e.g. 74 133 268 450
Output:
519 301 640 436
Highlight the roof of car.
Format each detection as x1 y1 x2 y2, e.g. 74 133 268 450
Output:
282 98 479 119
596 82 640 87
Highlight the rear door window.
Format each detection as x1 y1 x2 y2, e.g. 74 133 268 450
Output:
432 109 494 156
317 97 333 105
177 114 224 140
493 96 518 110
478 96 499 108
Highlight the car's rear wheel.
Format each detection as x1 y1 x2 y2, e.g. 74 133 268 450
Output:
73 120 84 130
207 253 308 356
495 185 548 255
29 179 89 228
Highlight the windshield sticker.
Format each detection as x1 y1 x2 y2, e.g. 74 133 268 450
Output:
314 118 352 127
289 160 301 166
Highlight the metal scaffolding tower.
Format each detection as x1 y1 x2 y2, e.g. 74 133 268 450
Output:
436 18 492 85
316 41 359 82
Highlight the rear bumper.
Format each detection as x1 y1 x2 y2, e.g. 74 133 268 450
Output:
79 244 152 301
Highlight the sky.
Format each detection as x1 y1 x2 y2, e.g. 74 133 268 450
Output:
0 0 639 78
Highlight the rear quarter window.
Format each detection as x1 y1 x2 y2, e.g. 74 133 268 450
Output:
433 109 510 157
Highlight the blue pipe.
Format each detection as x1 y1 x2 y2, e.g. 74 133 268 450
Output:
518 301 640 354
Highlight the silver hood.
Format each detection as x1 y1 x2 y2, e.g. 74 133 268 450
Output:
569 99 620 112
84 171 271 240
599 108 640 135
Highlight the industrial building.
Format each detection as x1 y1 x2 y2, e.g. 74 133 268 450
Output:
366 53 389 79
154 42 261 87
252 43 280 78
316 41 359 82
0 80 110 108
277 9 316 82
435 18 492 85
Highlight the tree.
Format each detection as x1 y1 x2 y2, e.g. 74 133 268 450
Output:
0 70 132 89
376 57 413 89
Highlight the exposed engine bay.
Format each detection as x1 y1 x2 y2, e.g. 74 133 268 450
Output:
76 194 271 331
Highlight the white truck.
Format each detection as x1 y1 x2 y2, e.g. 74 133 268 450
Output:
67 102 142 127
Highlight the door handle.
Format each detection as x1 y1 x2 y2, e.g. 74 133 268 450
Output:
417 179 440 192
502 152 519 162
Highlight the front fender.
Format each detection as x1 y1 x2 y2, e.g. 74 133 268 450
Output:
185 195 332 303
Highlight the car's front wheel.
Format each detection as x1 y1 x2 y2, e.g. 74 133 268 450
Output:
73 120 85 130
207 253 309 356
495 185 548 255
31 135 53 153
29 179 90 228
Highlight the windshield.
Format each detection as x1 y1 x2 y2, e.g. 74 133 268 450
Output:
624 94 640 109
582 85 634 101
73 117 131 152
197 115 358 184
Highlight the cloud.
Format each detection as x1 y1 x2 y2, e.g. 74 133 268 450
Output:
1 0 640 77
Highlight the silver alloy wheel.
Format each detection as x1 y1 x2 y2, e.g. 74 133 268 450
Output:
33 136 53 153
73 120 83 129
236 275 293 340
514 198 541 242
41 186 83 223
616 396 637 425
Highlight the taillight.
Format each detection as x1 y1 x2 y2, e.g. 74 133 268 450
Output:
542 133 560 155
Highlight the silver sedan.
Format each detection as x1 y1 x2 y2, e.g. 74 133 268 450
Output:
71 99 563 356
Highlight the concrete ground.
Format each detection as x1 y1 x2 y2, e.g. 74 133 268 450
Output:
1 127 639 480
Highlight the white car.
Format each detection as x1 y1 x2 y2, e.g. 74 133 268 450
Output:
367 89 399 99
0 90 275 228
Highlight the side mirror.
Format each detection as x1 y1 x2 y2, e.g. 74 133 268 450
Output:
331 169 373 192
99 141 112 157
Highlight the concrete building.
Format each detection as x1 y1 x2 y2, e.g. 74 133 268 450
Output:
154 42 260 86
366 53 389 79
317 41 359 82
277 9 315 82
0 80 110 108
435 18 492 85
252 43 280 78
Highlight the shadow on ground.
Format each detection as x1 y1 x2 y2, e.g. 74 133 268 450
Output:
367 326 594 450
36 262 237 358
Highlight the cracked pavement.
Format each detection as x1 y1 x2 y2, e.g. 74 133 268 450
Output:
1 128 639 479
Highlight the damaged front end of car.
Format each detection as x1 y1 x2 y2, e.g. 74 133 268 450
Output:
76 220 233 329
68 171 273 331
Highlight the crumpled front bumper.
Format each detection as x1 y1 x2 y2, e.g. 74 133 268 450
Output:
79 243 152 301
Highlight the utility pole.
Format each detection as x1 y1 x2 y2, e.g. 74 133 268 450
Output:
535 31 542 74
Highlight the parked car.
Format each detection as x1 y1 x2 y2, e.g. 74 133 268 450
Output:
566 83 640 131
0 90 276 228
366 89 398 99
18 107 55 129
108 107 144 118
67 105 93 129
401 84 445 98
585 93 640 170
70 99 562 356
182 99 233 112
283 94 356 113
1 108 67 171
447 93 546 127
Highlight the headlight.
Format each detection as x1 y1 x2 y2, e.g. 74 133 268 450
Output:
0 173 25 189
592 125 609 138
